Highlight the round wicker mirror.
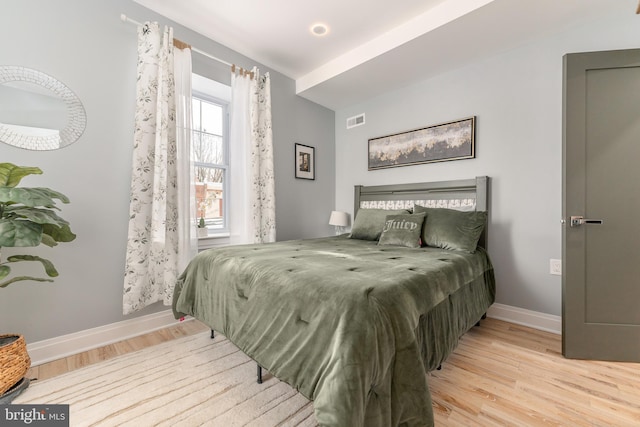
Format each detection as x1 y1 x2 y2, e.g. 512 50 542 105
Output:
0 66 86 150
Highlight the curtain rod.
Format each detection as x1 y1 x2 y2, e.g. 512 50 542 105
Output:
120 14 232 67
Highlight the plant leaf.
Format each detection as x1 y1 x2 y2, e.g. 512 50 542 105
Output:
0 275 54 288
0 187 70 208
7 255 59 277
0 219 42 247
4 206 70 227
0 163 43 188
0 265 10 280
42 223 76 243
40 233 58 247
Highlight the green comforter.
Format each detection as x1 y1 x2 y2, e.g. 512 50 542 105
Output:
173 236 494 426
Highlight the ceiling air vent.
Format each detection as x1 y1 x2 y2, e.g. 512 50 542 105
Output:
346 113 365 129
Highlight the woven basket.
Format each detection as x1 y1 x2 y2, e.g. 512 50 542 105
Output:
0 334 31 396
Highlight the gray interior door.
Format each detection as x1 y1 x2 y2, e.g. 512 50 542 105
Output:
563 48 640 361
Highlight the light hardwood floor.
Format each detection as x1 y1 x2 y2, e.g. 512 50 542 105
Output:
28 318 640 426
27 319 210 381
430 319 640 426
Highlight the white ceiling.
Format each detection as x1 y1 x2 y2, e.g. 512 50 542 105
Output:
133 0 635 110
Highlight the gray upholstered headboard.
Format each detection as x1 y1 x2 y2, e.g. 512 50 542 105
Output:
354 176 490 249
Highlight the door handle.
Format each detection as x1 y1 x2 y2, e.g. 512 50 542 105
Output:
570 216 603 227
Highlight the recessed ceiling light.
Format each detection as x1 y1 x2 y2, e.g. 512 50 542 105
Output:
310 23 329 37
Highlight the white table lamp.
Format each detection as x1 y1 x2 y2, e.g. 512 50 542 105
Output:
329 211 350 235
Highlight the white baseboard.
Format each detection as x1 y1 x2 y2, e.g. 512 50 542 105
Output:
26 304 558 367
487 303 561 335
27 310 191 366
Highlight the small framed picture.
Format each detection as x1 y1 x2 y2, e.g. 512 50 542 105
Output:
295 143 315 180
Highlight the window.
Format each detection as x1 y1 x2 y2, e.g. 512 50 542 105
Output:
192 74 230 235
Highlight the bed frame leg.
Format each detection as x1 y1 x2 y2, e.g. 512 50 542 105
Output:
211 329 261 383
475 313 488 327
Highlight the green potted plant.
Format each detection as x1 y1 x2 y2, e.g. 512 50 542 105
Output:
0 162 76 403
197 216 208 238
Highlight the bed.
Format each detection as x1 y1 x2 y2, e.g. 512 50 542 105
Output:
172 176 495 427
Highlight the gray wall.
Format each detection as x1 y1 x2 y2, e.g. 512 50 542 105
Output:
334 8 640 317
0 0 334 342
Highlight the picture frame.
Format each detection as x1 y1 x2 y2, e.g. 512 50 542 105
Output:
368 116 475 170
295 143 315 180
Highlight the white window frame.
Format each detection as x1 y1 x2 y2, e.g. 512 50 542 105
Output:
191 81 230 242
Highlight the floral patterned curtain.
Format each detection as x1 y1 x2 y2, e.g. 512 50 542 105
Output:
229 67 276 244
122 22 196 315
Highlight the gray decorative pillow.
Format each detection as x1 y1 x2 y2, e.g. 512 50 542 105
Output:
350 208 410 241
413 205 486 253
378 213 426 248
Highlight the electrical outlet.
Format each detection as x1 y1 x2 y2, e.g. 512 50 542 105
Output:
550 259 562 276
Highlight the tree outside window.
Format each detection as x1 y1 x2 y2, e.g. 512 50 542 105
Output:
193 93 228 231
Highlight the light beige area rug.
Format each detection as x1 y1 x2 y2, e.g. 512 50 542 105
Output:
14 332 316 426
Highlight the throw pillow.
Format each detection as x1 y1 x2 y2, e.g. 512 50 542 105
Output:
350 208 410 241
378 212 426 248
413 205 486 253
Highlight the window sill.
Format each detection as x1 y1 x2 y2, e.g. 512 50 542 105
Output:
197 232 230 251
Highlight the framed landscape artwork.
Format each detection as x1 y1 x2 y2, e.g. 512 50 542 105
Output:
295 143 315 180
368 116 475 170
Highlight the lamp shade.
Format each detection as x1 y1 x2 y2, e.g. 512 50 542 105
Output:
329 211 349 227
